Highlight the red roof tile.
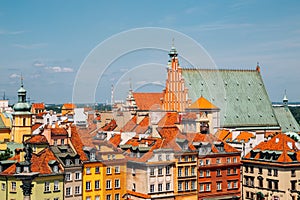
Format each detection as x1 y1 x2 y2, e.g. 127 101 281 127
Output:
126 190 151 199
62 103 76 109
109 134 121 147
32 123 43 132
32 103 45 109
71 126 88 161
51 128 68 136
157 112 179 127
121 116 137 132
101 119 117 131
25 134 48 144
133 92 163 110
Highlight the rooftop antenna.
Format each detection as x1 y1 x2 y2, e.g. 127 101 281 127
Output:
3 91 5 100
129 78 133 91
172 38 175 47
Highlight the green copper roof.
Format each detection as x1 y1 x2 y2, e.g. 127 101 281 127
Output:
273 106 300 133
182 69 279 128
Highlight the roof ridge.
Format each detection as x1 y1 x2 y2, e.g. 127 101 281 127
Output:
182 68 258 72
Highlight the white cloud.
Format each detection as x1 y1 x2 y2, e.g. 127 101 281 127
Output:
9 73 20 79
33 61 45 67
12 43 47 49
0 29 26 35
45 66 74 73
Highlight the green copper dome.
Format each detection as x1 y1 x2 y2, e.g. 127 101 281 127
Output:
13 85 31 113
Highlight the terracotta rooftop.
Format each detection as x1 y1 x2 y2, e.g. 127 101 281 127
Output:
121 116 137 132
126 190 151 199
157 112 179 127
62 103 76 109
101 119 117 131
32 123 43 132
235 131 255 143
109 134 121 147
244 133 300 163
51 128 68 136
216 129 232 141
32 103 45 109
25 134 48 145
188 96 219 110
71 126 88 161
133 92 163 110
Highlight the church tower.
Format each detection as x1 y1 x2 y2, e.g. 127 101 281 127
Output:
11 78 32 143
163 44 190 112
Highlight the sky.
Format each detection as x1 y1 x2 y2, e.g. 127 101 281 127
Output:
1 0 300 104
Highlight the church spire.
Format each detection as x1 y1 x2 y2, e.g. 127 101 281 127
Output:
168 38 178 59
283 89 288 107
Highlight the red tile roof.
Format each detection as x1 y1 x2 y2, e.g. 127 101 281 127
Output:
216 129 232 141
133 92 163 110
109 134 121 147
62 103 76 109
121 116 137 132
236 131 255 143
32 103 45 109
71 126 88 161
244 133 300 163
157 112 179 127
25 134 48 144
51 128 68 136
32 123 43 132
101 119 117 131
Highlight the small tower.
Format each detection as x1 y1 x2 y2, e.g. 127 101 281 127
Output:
11 77 32 143
283 90 288 108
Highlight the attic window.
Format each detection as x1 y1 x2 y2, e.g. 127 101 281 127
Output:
53 165 58 173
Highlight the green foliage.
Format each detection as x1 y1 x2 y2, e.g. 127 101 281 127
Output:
0 148 13 161
290 106 300 125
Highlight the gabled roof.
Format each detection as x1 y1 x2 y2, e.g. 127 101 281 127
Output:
121 116 137 132
157 112 178 127
120 115 149 135
2 147 62 175
25 134 48 145
62 103 76 109
235 131 255 143
273 106 300 133
188 96 219 110
109 134 121 147
216 129 232 141
51 128 68 136
132 92 163 110
71 126 88 161
101 119 117 131
182 68 279 128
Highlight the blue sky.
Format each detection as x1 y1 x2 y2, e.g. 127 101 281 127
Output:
1 0 300 103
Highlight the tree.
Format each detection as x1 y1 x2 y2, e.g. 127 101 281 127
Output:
0 148 13 161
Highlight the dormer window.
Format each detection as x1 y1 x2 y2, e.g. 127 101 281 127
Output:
53 165 58 173
90 152 95 161
66 159 71 166
75 158 80 165
16 166 21 173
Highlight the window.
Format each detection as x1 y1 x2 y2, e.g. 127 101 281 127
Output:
206 159 210 165
106 195 111 200
61 139 64 145
86 181 91 191
150 184 154 193
206 183 211 191
86 167 91 174
233 168 237 174
178 182 182 191
54 181 59 191
216 158 221 164
191 181 196 190
166 155 170 161
185 181 189 190
132 168 136 175
258 177 263 188
150 167 155 176
75 172 81 180
66 187 72 196
108 155 111 160
178 167 182 177
274 181 278 190
199 160 204 166
158 167 163 175
200 170 204 177
227 158 230 163
1 183 5 191
95 180 100 190
191 155 195 161
65 173 72 181
53 165 58 173
185 167 189 176
245 166 248 173
258 167 262 174
227 168 231 175
274 169 278 177
106 167 111 174
233 157 237 163
233 181 238 188
86 197 91 200
250 166 254 173
115 166 120 174
292 169 296 177
158 183 162 192
166 183 170 191
95 196 100 200
217 182 222 190
191 167 195 175
268 169 272 176
227 181 231 189
115 179 120 188
44 182 50 192
217 169 221 176
90 152 95 160
11 182 16 192
132 183 136 191
75 186 81 194
268 180 272 189
206 170 210 177
106 180 111 189
200 184 204 192
291 180 297 191
54 139 58 146
95 166 100 174
115 194 120 200
158 154 162 161
23 118 26 126
166 166 170 175
75 158 80 165
184 156 189 162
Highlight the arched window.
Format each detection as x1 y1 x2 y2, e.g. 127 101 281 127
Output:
23 118 26 126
